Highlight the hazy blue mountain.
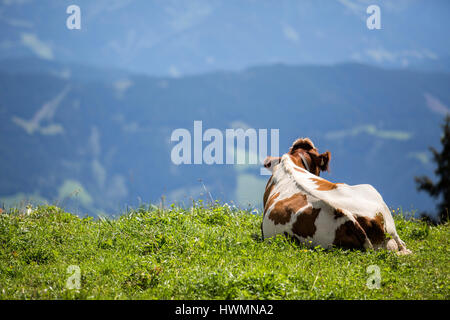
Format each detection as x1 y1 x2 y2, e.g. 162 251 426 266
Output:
1 58 448 217
0 57 130 82
0 0 449 77
409 56 450 73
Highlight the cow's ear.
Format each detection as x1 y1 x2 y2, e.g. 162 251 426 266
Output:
263 156 281 171
263 157 273 169
318 151 331 172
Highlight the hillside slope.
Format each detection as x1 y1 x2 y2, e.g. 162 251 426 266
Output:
0 204 448 299
1 59 449 216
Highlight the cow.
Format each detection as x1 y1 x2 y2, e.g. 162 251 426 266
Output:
262 137 411 255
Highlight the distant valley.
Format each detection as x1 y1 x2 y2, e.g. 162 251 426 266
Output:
0 58 448 217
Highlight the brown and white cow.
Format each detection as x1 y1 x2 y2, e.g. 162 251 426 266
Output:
262 138 411 255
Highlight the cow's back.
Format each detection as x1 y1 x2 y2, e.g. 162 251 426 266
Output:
262 164 373 250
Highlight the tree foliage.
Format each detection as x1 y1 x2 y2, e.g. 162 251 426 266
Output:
415 115 450 224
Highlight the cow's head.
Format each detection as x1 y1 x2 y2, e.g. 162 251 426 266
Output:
288 138 330 176
263 138 330 176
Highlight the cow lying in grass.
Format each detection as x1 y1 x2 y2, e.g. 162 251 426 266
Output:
262 138 411 255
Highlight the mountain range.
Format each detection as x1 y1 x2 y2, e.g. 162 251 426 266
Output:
0 57 449 217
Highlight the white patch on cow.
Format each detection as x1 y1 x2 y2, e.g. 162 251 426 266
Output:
311 204 343 248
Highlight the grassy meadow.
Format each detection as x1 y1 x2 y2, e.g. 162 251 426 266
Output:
0 203 448 300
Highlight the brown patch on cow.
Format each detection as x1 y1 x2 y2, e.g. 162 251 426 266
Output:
292 207 321 238
376 212 385 230
294 167 306 173
263 176 274 209
305 149 320 175
310 177 337 191
334 208 345 219
356 214 386 245
269 193 308 225
264 192 280 213
333 220 368 250
290 150 318 174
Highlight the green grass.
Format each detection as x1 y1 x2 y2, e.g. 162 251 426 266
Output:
0 202 449 300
